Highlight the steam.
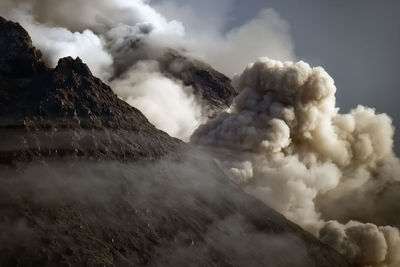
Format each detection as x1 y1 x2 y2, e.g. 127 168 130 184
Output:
192 57 400 267
183 8 296 77
110 60 203 141
1 1 196 140
0 0 296 140
154 1 295 77
5 8 113 80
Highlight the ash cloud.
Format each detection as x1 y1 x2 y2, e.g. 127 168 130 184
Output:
192 58 400 267
110 60 204 141
0 0 192 140
155 3 295 77
0 0 295 140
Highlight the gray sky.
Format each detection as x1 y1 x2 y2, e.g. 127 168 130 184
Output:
152 0 400 153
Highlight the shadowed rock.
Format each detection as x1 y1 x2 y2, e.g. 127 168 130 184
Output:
0 17 180 165
0 17 353 267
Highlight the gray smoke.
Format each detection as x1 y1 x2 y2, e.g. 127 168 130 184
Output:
192 57 400 267
153 1 295 77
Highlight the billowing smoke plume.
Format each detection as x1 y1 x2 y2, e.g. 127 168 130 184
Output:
110 60 204 141
1 0 197 140
5 8 114 80
192 58 400 267
154 1 295 77
0 0 295 139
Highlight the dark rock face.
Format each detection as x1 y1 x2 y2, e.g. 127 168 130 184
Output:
0 18 180 165
0 17 46 77
108 37 236 116
160 51 236 116
0 157 353 267
0 17 352 267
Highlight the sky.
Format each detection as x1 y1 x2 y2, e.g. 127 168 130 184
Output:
152 0 400 153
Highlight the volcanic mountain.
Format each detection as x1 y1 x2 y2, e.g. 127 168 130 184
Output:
159 50 236 115
0 17 352 267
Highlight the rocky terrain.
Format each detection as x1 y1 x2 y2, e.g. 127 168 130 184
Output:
0 17 352 267
159 50 236 115
0 17 181 165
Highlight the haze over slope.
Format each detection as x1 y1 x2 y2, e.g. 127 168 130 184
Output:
0 1 399 266
0 17 351 267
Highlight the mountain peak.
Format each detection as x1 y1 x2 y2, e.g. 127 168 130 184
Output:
55 57 92 78
0 16 45 77
0 17 179 164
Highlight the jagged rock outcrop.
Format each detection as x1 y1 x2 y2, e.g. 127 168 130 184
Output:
159 50 236 116
110 37 236 117
0 18 180 165
0 17 353 267
0 17 45 77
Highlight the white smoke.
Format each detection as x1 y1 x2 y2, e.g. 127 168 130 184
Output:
5 7 114 80
154 1 296 77
110 60 203 141
191 8 295 77
192 57 400 267
1 0 199 140
0 1 296 140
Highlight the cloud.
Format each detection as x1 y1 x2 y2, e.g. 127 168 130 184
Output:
152 0 235 35
1 0 297 139
1 0 295 79
4 7 113 80
190 8 296 77
154 1 296 77
110 60 204 141
192 57 400 266
2 1 201 140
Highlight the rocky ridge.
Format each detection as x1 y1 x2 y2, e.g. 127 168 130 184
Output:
0 17 353 267
0 17 180 165
159 50 236 116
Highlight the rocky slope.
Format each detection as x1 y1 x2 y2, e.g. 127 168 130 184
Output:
0 17 180 165
159 50 236 116
0 17 352 267
0 157 353 267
